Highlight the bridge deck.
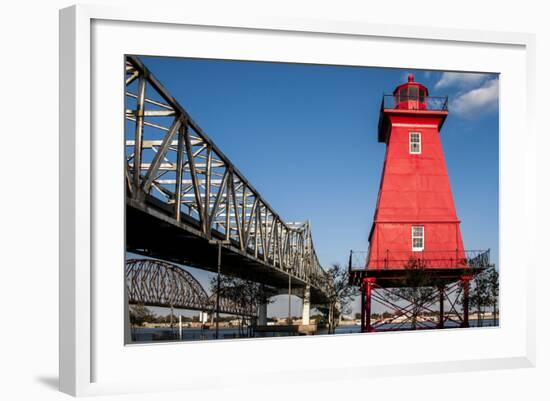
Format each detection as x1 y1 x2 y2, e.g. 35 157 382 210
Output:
127 198 328 303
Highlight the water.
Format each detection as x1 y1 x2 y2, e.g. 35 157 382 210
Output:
130 319 499 343
331 319 499 334
131 327 245 342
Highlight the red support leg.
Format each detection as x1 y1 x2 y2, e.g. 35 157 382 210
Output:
360 285 366 333
438 285 445 329
461 276 472 328
363 278 376 333
366 283 372 332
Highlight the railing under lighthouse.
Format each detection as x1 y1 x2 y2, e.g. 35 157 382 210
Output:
347 249 493 285
349 249 491 270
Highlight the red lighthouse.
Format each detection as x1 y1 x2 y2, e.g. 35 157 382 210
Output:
350 74 491 332
368 74 465 271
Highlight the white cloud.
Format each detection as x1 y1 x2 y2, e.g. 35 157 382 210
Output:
435 72 487 90
450 78 499 117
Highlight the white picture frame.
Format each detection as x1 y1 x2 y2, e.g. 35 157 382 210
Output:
59 3 536 397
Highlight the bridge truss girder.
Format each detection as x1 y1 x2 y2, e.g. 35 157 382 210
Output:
126 258 256 317
124 55 329 300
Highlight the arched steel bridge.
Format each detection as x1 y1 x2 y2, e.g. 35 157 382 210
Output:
126 259 256 317
125 55 330 303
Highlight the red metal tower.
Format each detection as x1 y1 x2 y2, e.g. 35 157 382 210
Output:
350 74 490 332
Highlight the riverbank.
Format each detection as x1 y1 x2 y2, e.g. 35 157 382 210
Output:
130 318 499 343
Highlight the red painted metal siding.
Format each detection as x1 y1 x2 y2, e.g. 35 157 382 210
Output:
367 111 466 270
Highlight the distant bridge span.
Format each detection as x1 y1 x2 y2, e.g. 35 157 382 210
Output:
125 56 330 303
126 259 256 317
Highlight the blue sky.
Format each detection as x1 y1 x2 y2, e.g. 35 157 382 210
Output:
132 56 499 317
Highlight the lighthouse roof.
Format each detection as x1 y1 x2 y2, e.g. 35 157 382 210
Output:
393 74 429 97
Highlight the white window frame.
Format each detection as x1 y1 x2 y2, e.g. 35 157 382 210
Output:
412 225 424 251
409 131 422 154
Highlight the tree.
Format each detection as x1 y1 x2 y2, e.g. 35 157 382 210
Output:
165 311 178 328
209 275 277 337
388 258 437 330
463 267 499 327
487 268 499 325
469 271 490 327
129 304 155 327
311 313 326 325
317 263 359 334
129 304 156 341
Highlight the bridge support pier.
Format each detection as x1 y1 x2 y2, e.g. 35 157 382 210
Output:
199 311 209 324
302 284 311 325
258 302 267 326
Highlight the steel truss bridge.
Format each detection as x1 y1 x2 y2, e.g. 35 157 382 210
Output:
126 259 255 317
125 55 330 304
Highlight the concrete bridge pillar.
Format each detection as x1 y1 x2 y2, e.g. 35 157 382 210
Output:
258 302 268 326
302 284 311 325
199 311 209 324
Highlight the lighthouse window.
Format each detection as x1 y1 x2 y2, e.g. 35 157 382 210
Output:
409 132 421 154
409 86 419 100
412 226 424 251
399 88 408 102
